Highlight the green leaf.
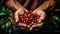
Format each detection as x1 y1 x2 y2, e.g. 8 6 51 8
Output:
53 21 58 28
0 4 12 33
1 25 5 29
1 6 12 15
5 21 11 28
53 15 60 32
0 12 5 16
53 16 60 23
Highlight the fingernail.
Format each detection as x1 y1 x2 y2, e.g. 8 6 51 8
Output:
32 25 35 28
29 28 32 30
15 20 17 22
37 19 41 23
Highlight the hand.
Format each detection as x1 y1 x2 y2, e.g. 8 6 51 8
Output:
10 16 28 31
10 8 29 31
14 8 28 22
29 23 43 31
29 9 46 31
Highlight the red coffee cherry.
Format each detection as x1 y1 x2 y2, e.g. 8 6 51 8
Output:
19 11 40 27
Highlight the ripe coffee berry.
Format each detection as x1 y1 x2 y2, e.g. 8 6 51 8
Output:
19 11 40 27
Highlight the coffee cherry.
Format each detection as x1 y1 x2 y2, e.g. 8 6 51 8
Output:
23 21 26 24
29 23 32 27
37 15 40 19
19 11 40 27
34 22 37 25
20 15 23 18
21 18 24 20
33 13 37 17
31 21 34 25
28 14 30 16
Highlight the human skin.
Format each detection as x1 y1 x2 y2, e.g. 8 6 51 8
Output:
5 0 55 31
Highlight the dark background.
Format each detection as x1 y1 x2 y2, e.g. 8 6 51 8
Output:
0 0 60 34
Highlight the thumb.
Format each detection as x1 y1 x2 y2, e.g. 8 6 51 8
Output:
18 9 24 15
24 8 29 12
14 10 19 22
29 27 33 31
32 23 43 28
32 10 36 14
39 11 46 20
18 23 27 27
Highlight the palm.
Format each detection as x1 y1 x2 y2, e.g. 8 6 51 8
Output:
29 9 46 31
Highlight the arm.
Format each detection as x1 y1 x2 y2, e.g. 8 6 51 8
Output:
31 0 56 31
35 0 55 11
6 0 29 31
5 0 25 11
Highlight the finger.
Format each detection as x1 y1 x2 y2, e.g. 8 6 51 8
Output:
25 9 29 12
18 23 29 31
20 27 25 29
29 23 43 31
10 13 14 18
14 10 19 22
36 10 43 15
39 10 46 20
18 9 24 15
32 10 36 14
29 27 33 31
10 17 17 26
22 7 29 12
18 23 27 28
33 8 39 14
32 23 43 28
37 19 42 23
33 9 41 15
20 27 26 30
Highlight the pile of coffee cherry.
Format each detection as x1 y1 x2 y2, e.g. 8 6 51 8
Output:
19 11 40 27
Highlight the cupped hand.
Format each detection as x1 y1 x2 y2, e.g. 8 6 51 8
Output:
10 8 29 31
29 9 46 31
14 8 28 22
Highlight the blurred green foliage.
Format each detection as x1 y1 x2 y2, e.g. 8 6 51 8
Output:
53 8 60 32
0 4 12 34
